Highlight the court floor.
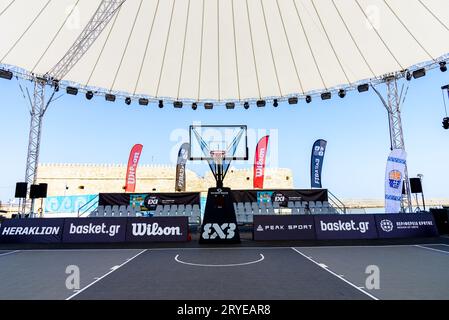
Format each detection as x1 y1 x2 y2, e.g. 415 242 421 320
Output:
0 243 448 300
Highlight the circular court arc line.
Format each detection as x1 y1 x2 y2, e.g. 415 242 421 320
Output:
174 253 265 267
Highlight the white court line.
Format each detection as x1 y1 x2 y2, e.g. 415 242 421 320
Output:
0 250 20 257
175 254 265 267
414 245 449 255
290 247 379 301
66 249 147 300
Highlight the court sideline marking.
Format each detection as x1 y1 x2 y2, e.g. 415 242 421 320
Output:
174 253 265 267
0 250 20 257
65 249 147 300
414 245 449 255
290 247 379 300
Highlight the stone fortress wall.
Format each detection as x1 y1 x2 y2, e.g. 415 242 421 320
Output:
37 163 294 196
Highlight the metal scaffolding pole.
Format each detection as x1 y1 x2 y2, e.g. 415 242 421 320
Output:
373 77 413 213
21 0 126 216
22 78 46 215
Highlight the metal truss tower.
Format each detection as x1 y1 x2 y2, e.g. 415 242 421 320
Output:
23 0 126 214
373 76 413 213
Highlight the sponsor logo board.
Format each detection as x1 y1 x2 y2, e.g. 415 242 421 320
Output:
126 217 188 242
0 218 64 243
314 215 378 240
375 214 438 238
254 215 315 240
62 218 126 243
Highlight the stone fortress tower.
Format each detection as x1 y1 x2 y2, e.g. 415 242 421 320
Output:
37 163 294 197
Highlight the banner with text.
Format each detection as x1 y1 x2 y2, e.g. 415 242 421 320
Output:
62 218 127 243
385 149 407 213
314 214 378 240
253 136 269 189
311 139 327 188
175 143 190 192
126 217 189 242
0 218 64 243
253 215 315 240
125 144 143 193
376 214 438 238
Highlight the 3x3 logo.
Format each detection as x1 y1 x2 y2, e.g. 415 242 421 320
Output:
202 223 237 240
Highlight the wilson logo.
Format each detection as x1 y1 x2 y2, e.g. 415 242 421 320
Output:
131 223 181 236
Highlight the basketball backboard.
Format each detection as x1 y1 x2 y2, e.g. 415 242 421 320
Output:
189 125 248 161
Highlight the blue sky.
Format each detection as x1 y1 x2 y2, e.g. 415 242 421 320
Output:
0 68 448 202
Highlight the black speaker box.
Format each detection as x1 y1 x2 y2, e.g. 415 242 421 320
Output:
38 183 48 198
29 184 40 199
15 182 28 198
410 178 423 194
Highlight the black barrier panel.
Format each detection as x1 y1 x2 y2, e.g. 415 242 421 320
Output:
232 189 328 207
63 218 127 243
375 213 439 239
0 218 64 243
315 214 378 240
253 215 316 241
126 217 189 242
99 192 200 211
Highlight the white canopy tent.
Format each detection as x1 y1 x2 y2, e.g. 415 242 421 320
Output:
1 0 448 214
1 0 449 102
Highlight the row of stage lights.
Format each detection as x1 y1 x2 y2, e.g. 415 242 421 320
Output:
0 63 446 109
64 83 370 109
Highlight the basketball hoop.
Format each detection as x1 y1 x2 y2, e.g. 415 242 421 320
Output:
210 150 226 165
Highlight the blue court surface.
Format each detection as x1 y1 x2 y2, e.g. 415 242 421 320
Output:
0 242 448 300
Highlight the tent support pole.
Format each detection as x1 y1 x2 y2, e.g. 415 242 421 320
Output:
373 77 413 213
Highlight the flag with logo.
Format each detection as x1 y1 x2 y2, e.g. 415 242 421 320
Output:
253 136 270 189
311 139 327 188
385 149 407 213
125 144 143 193
175 143 190 192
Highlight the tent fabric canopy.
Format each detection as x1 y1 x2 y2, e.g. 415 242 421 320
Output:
0 0 448 102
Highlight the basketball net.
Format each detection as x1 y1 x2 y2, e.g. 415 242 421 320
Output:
210 150 226 165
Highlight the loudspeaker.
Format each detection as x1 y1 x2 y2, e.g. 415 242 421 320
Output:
29 184 40 199
38 183 48 198
15 182 28 198
410 178 423 194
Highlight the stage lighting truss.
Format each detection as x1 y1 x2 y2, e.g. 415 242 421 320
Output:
2 55 448 111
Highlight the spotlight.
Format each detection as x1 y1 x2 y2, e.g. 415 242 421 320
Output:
443 117 449 130
158 100 164 108
406 71 412 81
441 85 449 90
257 100 266 107
273 99 278 107
125 97 132 105
86 91 94 100
52 80 60 92
174 101 183 108
321 92 331 100
338 89 346 98
66 86 78 95
440 62 447 73
105 94 116 102
357 84 369 93
0 69 13 80
138 98 149 106
305 95 312 104
413 68 426 79
226 102 235 109
205 103 213 110
244 102 250 109
288 97 298 105
192 102 198 110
